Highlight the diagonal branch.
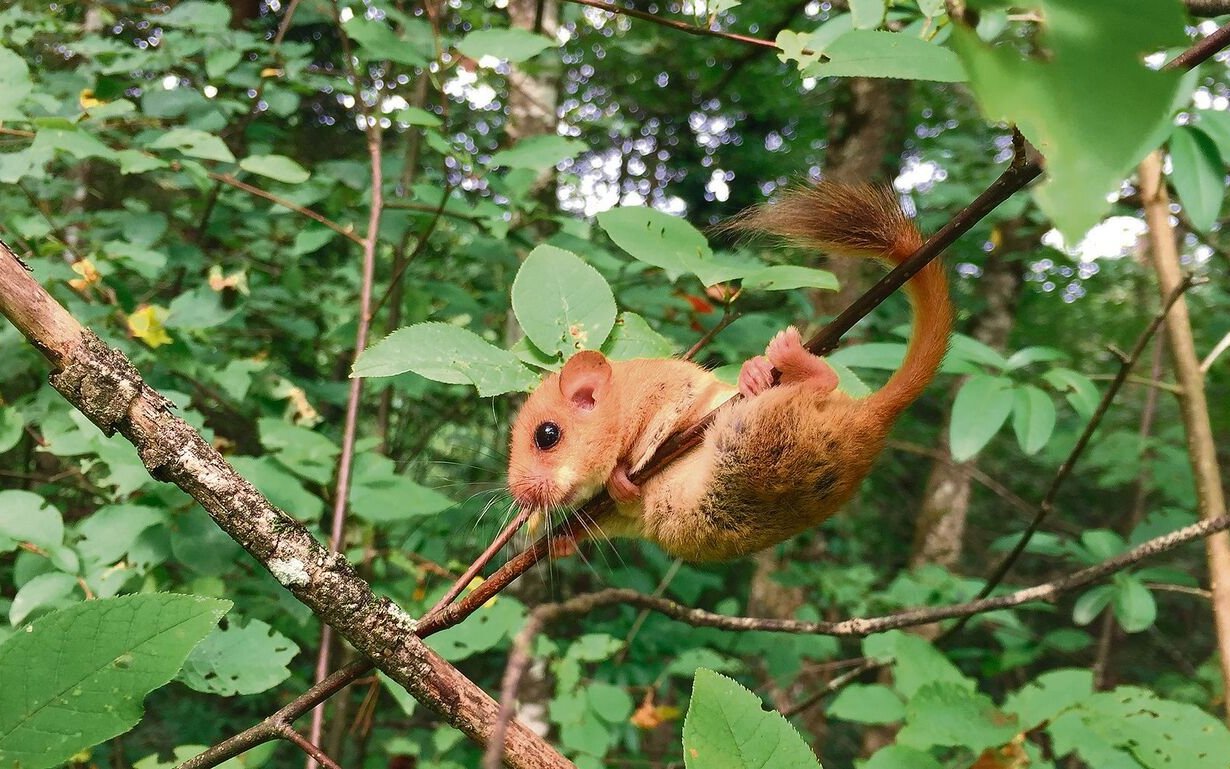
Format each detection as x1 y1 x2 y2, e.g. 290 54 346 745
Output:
0 244 572 769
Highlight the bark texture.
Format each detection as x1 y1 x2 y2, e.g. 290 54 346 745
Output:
1139 150 1230 724
0 244 571 769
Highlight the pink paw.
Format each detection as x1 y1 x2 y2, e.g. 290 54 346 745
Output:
738 355 776 397
766 326 838 392
765 326 806 368
607 463 641 503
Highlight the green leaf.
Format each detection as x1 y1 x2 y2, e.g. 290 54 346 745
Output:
343 17 430 66
258 419 340 485
0 406 21 453
1002 669 1093 730
1080 530 1125 561
828 342 906 371
149 128 236 164
396 106 442 127
740 265 838 292
1004 345 1066 370
827 684 904 724
805 30 965 82
156 1 231 31
1112 577 1157 633
587 683 634 724
76 504 165 567
682 669 821 769
949 375 1014 461
512 245 617 358
0 594 230 769
602 313 676 360
0 47 33 120
1043 367 1100 419
429 598 525 662
1071 687 1230 769
178 618 299 695
349 453 455 522
489 135 585 170
355 322 539 396
0 490 64 550
1011 385 1056 455
950 2 1186 240
1072 584 1115 626
597 206 712 282
10 572 80 626
456 28 556 63
862 745 943 769
1168 125 1224 232
863 631 973 699
239 154 310 184
850 0 887 29
947 333 1010 371
896 682 1018 752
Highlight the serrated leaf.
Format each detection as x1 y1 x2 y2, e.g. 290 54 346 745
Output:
828 342 906 371
456 28 555 63
827 683 904 724
951 2 1186 240
949 375 1014 461
805 30 965 82
896 682 1018 752
602 313 676 360
512 245 617 358
862 631 973 699
1072 687 1230 768
178 618 299 696
354 323 539 397
149 128 236 164
682 669 821 769
1168 125 1224 232
863 745 943 769
1002 669 1093 730
239 154 310 184
1011 384 1056 455
740 265 838 292
489 135 584 170
0 594 230 769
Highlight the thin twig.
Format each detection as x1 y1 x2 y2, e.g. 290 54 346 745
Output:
682 305 741 361
1200 329 1230 374
279 726 343 769
947 276 1201 636
369 183 455 320
207 172 364 246
429 508 533 616
562 0 786 53
480 509 1230 757
307 5 387 760
779 658 880 719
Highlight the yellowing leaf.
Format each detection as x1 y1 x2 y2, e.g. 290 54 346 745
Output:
207 264 248 294
260 67 283 78
79 89 103 109
68 259 101 292
127 305 172 348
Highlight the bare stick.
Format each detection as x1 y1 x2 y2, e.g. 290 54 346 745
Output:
280 726 344 769
948 276 1201 635
207 172 364 246
430 507 533 616
481 509 1230 757
561 0 784 52
307 5 389 760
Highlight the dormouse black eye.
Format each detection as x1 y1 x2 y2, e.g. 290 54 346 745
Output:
534 422 562 451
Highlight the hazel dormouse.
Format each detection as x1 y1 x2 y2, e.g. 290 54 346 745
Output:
507 181 953 562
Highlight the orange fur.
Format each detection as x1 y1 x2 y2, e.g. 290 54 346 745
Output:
507 181 952 561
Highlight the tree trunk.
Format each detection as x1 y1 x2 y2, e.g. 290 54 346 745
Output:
1139 150 1230 724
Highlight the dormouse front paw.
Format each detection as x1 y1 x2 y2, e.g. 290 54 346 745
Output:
607 462 641 504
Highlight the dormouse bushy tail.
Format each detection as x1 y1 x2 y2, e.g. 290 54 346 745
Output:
723 180 953 419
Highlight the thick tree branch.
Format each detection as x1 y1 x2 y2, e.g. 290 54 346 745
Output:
0 247 571 769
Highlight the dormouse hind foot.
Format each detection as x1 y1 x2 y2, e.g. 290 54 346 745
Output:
606 462 641 504
766 326 838 392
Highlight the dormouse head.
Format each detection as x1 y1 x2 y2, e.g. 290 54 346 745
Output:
508 350 622 511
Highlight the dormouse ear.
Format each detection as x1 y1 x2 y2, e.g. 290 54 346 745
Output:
558 350 612 411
